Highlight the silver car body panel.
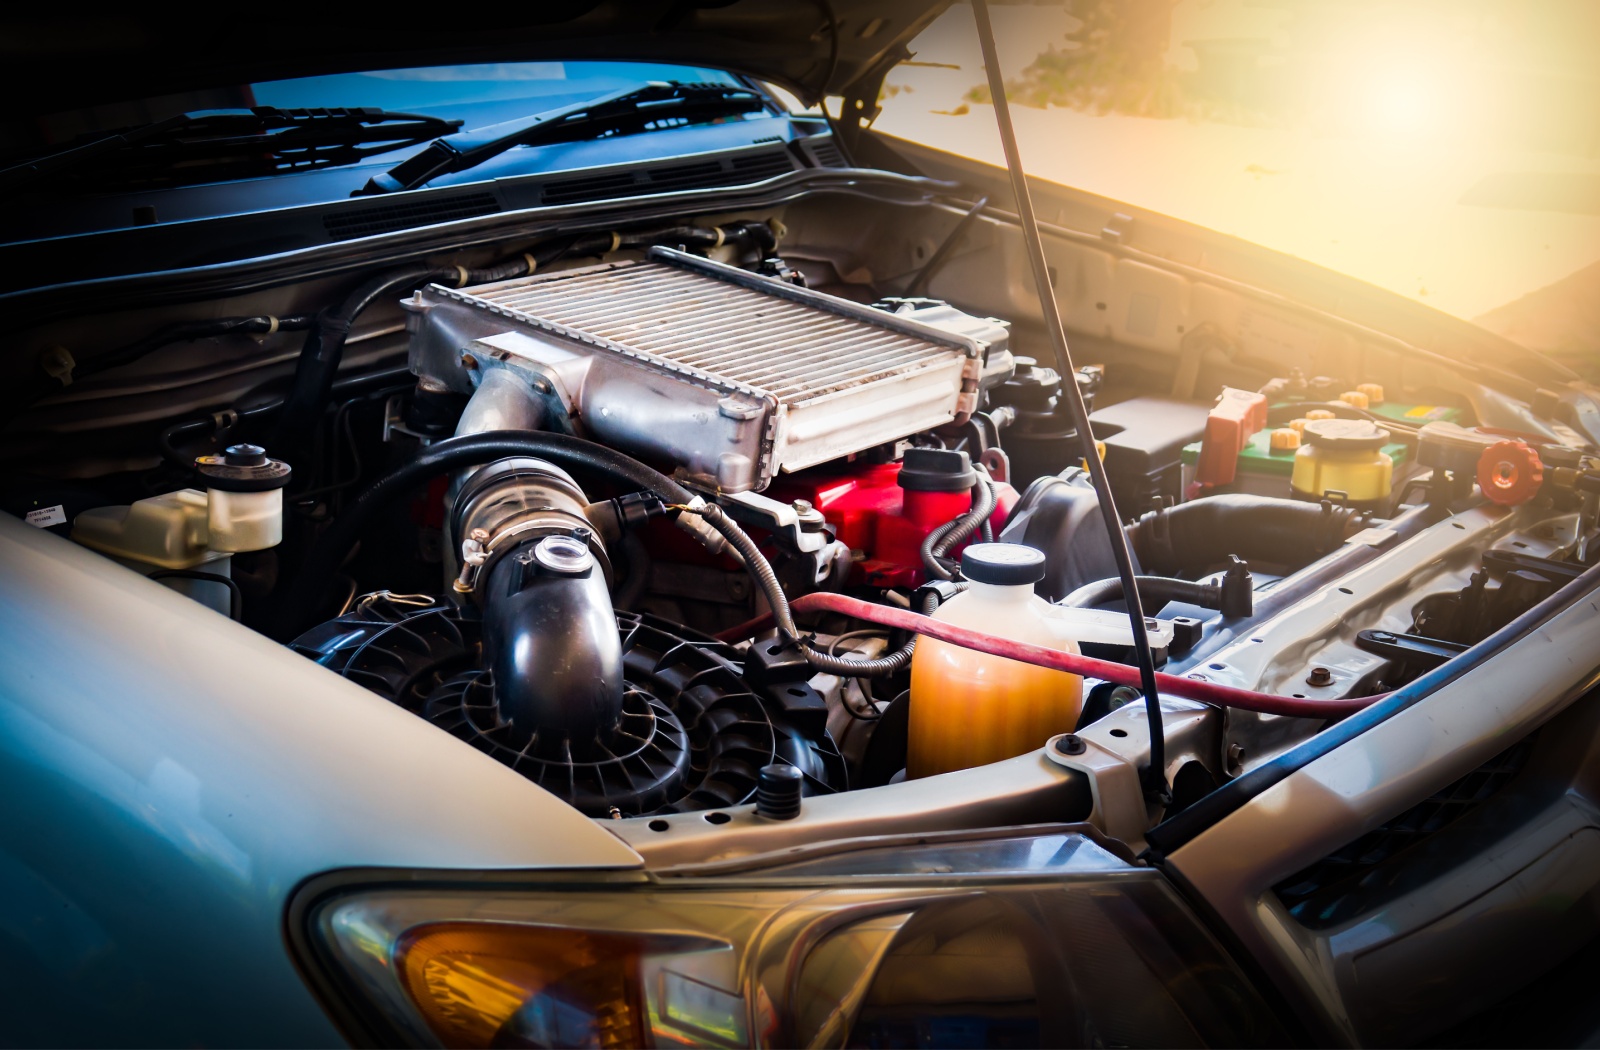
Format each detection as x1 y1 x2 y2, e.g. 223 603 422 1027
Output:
0 514 641 1046
1165 576 1600 1045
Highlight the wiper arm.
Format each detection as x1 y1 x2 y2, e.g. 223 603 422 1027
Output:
0 107 463 194
358 81 767 195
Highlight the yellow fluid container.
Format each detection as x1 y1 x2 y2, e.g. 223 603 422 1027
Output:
1291 418 1393 502
908 543 1083 778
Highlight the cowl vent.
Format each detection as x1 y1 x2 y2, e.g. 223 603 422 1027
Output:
539 148 795 206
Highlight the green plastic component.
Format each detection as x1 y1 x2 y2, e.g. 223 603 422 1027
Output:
1368 401 1462 425
1181 401 1439 478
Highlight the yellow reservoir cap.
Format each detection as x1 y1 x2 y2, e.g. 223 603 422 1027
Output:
1306 409 1336 421
1339 390 1371 410
1357 382 1385 405
1288 417 1311 435
1270 427 1302 451
1291 418 1392 501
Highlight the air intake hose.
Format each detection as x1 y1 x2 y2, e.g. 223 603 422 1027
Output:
478 533 624 739
1128 493 1358 576
453 457 623 740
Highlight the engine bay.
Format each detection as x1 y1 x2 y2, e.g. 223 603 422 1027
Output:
5 191 1597 859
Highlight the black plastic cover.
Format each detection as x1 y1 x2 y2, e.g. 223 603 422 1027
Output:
898 447 977 492
289 599 846 817
1088 397 1211 515
998 470 1135 601
961 542 1047 586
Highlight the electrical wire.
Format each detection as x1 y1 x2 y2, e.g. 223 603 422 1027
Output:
973 0 1169 802
827 630 888 721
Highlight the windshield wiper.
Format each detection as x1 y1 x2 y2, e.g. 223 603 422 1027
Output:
0 107 463 194
357 81 767 195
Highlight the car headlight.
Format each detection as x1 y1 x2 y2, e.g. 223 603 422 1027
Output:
293 827 1284 1048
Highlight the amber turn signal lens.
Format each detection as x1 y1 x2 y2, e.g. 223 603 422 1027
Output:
397 922 646 1049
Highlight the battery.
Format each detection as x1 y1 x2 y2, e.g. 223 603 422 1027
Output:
1180 400 1457 500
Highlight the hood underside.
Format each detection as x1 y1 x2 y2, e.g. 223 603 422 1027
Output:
3 2 951 119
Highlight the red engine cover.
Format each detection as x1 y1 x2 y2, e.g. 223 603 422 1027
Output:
770 461 1017 589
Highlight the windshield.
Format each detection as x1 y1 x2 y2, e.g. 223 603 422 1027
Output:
15 61 748 173
252 61 743 128
878 2 1600 369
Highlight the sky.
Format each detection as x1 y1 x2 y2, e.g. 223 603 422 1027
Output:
871 1 1600 326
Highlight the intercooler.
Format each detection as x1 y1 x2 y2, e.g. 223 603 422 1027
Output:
408 247 986 491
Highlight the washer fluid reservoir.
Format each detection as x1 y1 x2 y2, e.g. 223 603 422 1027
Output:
908 543 1084 778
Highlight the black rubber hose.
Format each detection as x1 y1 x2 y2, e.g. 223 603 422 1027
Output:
921 467 997 581
273 431 701 639
1127 493 1357 576
1061 575 1221 610
273 266 453 447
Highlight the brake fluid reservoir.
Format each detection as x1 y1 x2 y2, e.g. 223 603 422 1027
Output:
908 543 1082 778
194 444 292 552
1291 418 1392 504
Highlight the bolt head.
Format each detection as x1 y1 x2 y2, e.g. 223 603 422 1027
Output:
1054 734 1086 756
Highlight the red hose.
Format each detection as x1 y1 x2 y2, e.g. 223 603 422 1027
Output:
752 592 1386 719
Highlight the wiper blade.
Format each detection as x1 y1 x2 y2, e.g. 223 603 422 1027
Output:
358 81 767 195
0 107 463 194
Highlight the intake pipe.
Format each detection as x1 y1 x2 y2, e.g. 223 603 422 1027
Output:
453 458 622 742
1127 493 1359 576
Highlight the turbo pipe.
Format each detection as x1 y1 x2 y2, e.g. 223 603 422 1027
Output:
787 591 1384 719
1127 493 1358 576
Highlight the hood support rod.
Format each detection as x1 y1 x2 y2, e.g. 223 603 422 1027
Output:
971 0 1169 804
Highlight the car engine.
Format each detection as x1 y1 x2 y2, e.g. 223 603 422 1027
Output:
5 204 1597 841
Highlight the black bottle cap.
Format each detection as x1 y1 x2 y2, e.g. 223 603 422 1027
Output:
756 763 803 820
195 444 292 492
222 443 268 466
898 448 977 492
961 542 1046 586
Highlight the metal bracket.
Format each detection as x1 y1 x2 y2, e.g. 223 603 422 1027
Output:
1355 629 1468 672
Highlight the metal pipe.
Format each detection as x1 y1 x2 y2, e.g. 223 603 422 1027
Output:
972 0 1169 800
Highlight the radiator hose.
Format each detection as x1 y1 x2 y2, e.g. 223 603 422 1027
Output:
1061 556 1254 616
1128 493 1358 576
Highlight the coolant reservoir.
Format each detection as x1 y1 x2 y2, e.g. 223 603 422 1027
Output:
1291 418 1393 504
908 543 1083 778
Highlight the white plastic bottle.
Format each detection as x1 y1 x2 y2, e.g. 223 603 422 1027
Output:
908 543 1084 778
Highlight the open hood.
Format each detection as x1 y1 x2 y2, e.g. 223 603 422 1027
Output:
2 2 953 119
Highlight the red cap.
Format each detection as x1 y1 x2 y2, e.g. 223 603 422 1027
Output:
1476 440 1543 505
